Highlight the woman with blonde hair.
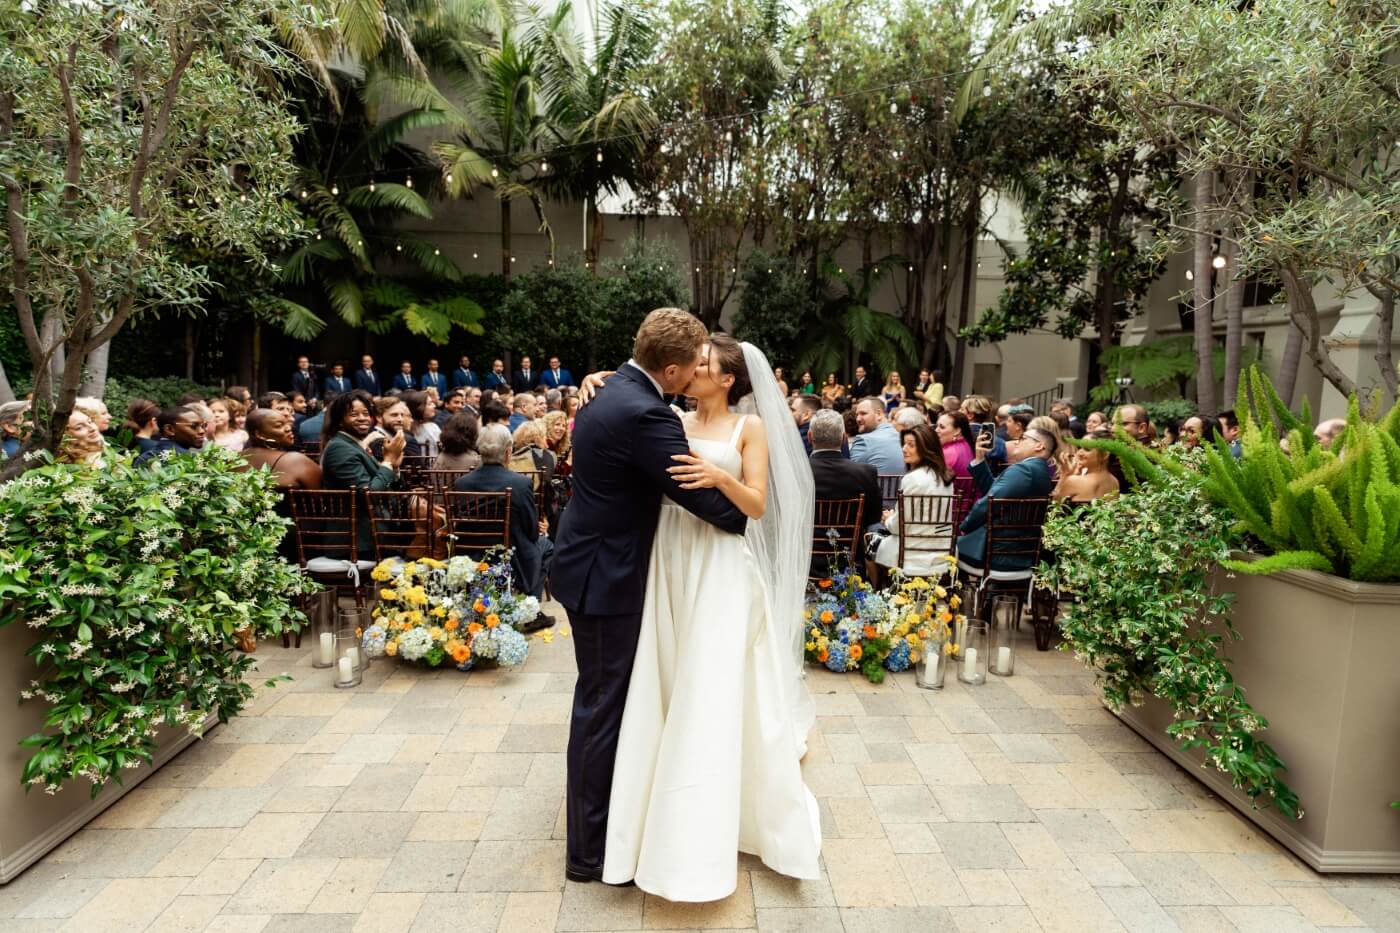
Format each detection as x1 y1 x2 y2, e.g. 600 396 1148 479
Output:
543 409 571 463
209 398 249 451
881 371 906 413
73 397 113 436
58 410 105 467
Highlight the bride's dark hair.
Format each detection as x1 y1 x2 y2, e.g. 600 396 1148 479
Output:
708 333 752 406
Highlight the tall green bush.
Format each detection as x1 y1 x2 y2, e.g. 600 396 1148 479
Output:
0 448 314 795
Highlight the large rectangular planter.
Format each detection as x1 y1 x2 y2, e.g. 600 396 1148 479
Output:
0 619 213 884
1114 557 1400 873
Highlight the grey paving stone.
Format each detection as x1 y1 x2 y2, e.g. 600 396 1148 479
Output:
929 824 1025 870
931 785 1035 824
377 841 474 893
839 905 958 933
297 811 418 858
1034 809 1132 854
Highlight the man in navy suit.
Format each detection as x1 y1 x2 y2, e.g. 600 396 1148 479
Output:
552 309 747 884
512 354 538 393
451 355 479 389
290 356 318 402
483 359 508 390
392 360 415 392
956 426 1054 571
540 355 574 389
420 358 446 394
323 363 351 398
353 355 381 396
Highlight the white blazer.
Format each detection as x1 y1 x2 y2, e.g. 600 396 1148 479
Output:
874 466 954 577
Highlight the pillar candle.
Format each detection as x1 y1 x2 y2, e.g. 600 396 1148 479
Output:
962 647 978 679
318 632 334 666
996 646 1012 673
336 656 353 685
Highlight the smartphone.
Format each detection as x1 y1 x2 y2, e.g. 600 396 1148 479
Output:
974 422 995 437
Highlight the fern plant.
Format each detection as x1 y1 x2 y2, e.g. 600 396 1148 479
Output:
1200 367 1400 582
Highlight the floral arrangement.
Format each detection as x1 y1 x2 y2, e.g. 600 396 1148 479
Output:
370 550 542 670
804 557 965 683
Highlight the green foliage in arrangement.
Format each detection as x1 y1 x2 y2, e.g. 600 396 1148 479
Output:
1038 454 1300 819
1201 368 1400 582
0 449 316 795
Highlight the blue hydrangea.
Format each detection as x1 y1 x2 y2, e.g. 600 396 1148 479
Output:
361 624 387 658
472 629 499 659
505 595 540 628
824 642 848 672
454 656 475 672
494 627 529 667
885 639 911 673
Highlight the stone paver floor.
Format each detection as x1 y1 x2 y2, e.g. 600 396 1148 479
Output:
4 606 1399 933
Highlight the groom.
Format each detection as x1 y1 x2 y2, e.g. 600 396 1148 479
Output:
552 308 749 884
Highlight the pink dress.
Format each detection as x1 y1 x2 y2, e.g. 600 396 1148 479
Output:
942 438 973 479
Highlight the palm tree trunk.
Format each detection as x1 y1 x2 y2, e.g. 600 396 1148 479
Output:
1192 169 1217 415
501 198 513 280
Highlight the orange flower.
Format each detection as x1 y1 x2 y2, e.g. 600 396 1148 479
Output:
478 562 490 572
451 644 471 663
863 624 877 640
818 578 833 589
819 610 834 624
473 599 486 613
485 613 500 628
817 648 829 663
850 644 863 660
468 621 483 635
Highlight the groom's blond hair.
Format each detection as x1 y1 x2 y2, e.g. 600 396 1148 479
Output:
633 308 706 373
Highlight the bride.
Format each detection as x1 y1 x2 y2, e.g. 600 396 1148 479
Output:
602 334 821 901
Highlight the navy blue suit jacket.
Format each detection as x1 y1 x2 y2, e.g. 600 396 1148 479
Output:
551 364 747 616
454 463 543 595
540 367 573 389
353 368 381 395
451 367 479 389
956 457 1051 571
511 369 539 393
420 371 446 393
483 371 508 390
291 369 317 400
324 375 351 397
392 372 415 391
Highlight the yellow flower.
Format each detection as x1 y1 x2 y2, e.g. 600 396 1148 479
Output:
407 610 424 625
805 641 816 651
809 627 820 638
371 561 395 582
380 588 398 601
430 605 447 618
943 554 959 564
904 612 918 628
403 586 429 607
945 642 958 656
934 586 947 599
949 595 961 609
538 631 555 644
420 558 445 570
559 627 571 637
907 633 921 648
385 639 399 656
910 650 922 664
892 593 910 607
402 561 419 577
429 626 445 641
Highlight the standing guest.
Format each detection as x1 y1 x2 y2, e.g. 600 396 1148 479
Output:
208 398 249 451
916 369 944 410
936 410 975 480
401 390 441 459
324 363 351 398
806 410 882 572
434 411 482 472
1055 429 1119 503
321 390 405 557
240 408 322 490
135 406 208 466
849 397 904 475
513 354 539 393
956 427 1055 571
882 372 906 413
393 360 416 392
484 359 508 390
370 397 422 460
354 355 382 395
436 389 466 427
291 355 318 401
122 399 160 454
1217 410 1242 458
790 395 821 454
421 358 447 394
452 355 480 389
821 373 846 404
58 410 105 467
798 371 816 395
872 424 956 577
541 355 574 389
849 365 875 400
508 394 534 432
453 423 554 616
773 367 789 398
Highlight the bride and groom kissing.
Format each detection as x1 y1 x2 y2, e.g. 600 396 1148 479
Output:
551 308 822 902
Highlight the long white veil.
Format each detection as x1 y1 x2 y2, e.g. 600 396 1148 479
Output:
735 342 816 754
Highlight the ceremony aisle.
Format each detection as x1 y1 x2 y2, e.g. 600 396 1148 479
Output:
0 603 1393 933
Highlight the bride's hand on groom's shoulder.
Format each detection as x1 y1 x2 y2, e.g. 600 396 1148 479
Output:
577 371 615 406
669 452 727 490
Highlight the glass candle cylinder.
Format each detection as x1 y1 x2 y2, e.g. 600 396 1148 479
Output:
990 596 1018 677
310 590 336 669
333 627 363 688
336 605 371 671
915 633 948 690
958 620 988 685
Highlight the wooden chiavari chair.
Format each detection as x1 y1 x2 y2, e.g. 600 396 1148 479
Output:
810 495 864 580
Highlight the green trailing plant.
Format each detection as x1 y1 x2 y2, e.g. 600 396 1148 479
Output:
1201 367 1400 582
1038 453 1300 818
0 448 316 795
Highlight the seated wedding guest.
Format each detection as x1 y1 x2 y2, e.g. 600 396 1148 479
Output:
1054 429 1119 503
1084 410 1107 432
806 410 882 573
58 410 105 467
135 406 208 466
453 424 554 625
258 391 294 420
849 397 905 475
74 397 114 437
239 408 322 490
401 390 441 459
564 394 580 430
871 423 956 577
287 391 309 430
436 388 466 427
1006 409 1032 441
545 388 563 413
369 397 422 460
543 410 571 465
321 389 405 556
1179 413 1220 450
508 393 534 432
791 395 821 454
942 395 961 414
821 373 846 404
882 372 906 413
481 399 512 427
1029 415 1071 480
434 411 481 472
511 419 556 488
842 408 859 443
0 401 28 458
208 398 249 451
226 386 252 408
123 399 160 453
892 405 925 431
297 402 325 446
936 410 975 480
961 395 1006 472
1159 417 1183 447
1217 409 1242 457
956 426 1055 570
1314 418 1346 447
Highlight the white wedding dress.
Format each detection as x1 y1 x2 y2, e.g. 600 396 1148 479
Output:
602 415 822 901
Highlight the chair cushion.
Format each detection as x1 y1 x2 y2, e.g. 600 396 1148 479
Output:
305 558 378 574
957 560 1034 583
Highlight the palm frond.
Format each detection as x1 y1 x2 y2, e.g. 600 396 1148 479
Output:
279 238 349 285
398 236 463 280
363 278 419 309
265 298 328 340
343 182 434 217
335 0 387 60
327 277 367 326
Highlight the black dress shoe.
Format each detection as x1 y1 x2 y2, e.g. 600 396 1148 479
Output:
519 612 555 635
565 866 601 883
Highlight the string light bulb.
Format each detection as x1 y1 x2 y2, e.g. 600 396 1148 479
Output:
1185 269 1194 280
330 183 339 195
982 83 992 98
490 167 499 178
472 251 478 259
1212 254 1226 269
406 176 414 189
446 172 453 185
596 149 603 164
315 233 321 240
395 243 403 252
369 179 375 192
890 100 898 114
434 248 440 256
540 160 548 172
510 256 516 263
299 189 307 199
